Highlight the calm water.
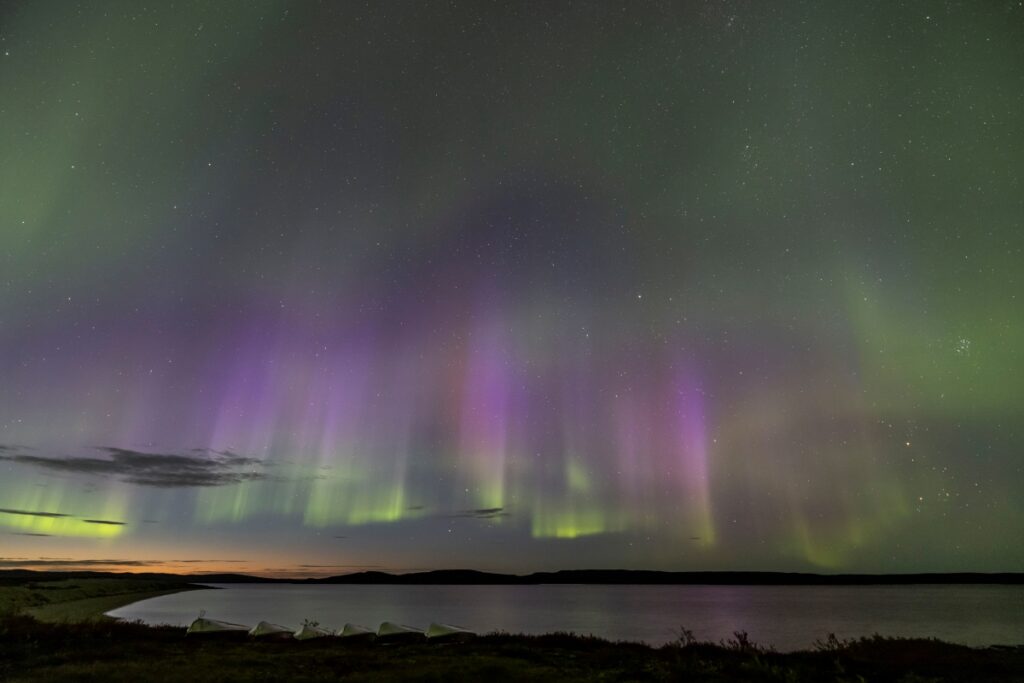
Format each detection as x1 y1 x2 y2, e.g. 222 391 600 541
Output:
107 583 1024 651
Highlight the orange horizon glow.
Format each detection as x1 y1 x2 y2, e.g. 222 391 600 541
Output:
0 560 401 579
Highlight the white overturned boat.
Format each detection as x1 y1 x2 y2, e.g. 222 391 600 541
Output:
294 621 333 640
337 623 376 640
249 621 293 638
426 622 476 642
186 614 249 636
376 621 425 641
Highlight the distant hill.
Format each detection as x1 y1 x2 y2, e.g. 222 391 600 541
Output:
3 568 1022 585
0 570 272 584
318 569 1024 585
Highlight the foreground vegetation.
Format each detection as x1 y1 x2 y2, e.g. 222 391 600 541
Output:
1 578 1022 682
0 576 204 623
0 615 1022 682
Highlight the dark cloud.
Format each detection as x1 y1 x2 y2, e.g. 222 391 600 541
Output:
10 532 53 537
0 508 72 518
0 557 249 568
296 564 383 569
82 519 126 526
171 559 247 564
0 508 127 533
0 447 267 488
0 558 156 567
450 507 510 519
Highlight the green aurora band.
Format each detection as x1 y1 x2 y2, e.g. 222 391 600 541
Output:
0 1 1021 575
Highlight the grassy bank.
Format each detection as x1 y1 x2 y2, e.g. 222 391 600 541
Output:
0 615 1021 682
0 577 206 623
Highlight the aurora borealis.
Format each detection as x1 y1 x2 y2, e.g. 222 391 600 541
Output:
1 1 1022 577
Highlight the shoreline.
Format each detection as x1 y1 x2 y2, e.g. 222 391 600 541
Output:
0 577 210 624
2 578 1022 681
15 576 1020 648
4 568 1024 585
27 585 208 623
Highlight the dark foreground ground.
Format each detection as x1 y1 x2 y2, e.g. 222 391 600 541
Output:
1 615 1023 683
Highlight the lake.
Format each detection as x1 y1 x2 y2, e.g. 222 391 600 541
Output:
106 583 1024 651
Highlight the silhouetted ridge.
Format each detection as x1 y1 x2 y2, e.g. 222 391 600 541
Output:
2 569 1022 585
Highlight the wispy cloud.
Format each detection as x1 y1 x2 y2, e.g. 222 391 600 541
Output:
82 519 126 526
9 532 53 537
296 564 383 569
0 557 248 568
450 507 510 519
0 508 72 519
0 446 267 488
0 558 156 568
0 507 126 528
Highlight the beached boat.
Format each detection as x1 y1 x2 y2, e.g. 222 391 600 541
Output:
186 615 249 636
337 623 376 640
376 621 425 641
249 621 293 638
294 621 333 640
425 622 476 641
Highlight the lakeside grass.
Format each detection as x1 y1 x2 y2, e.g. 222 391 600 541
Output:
0 577 206 623
0 578 1022 681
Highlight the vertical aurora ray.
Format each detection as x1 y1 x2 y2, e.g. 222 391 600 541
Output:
673 369 716 546
456 319 513 511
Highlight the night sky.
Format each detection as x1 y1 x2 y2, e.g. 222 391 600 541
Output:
1 1 1022 577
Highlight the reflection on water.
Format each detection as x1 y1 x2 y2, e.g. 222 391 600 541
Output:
107 584 1024 650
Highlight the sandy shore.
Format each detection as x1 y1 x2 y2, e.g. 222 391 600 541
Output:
0 578 208 623
26 586 206 623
